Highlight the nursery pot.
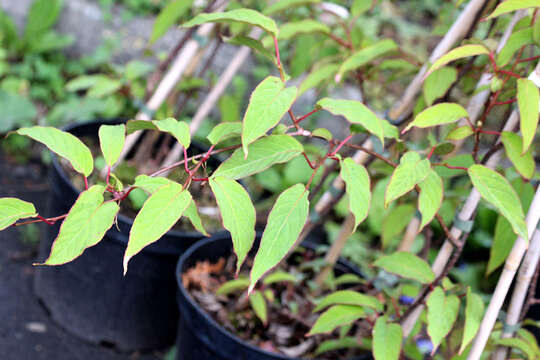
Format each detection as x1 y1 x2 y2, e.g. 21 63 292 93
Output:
175 233 371 360
34 120 224 351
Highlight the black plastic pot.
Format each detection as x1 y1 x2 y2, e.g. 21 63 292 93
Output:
34 120 225 351
175 233 371 360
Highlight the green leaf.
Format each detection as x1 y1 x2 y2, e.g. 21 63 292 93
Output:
382 204 415 248
497 28 534 67
317 98 384 146
182 8 278 37
0 198 37 230
315 337 360 356
468 164 528 241
314 290 383 312
209 177 256 271
298 64 339 97
249 290 268 324
28 31 74 53
0 90 37 132
242 76 297 156
308 305 365 336
402 103 468 133
311 128 333 141
15 126 93 176
340 158 371 231
446 125 474 140
278 20 330 40
426 287 460 353
418 169 444 231
126 120 158 134
38 185 119 265
485 0 540 20
501 132 535 179
184 201 209 236
351 0 372 16
224 35 274 61
263 0 320 15
373 316 402 360
373 252 435 284
124 182 192 274
335 274 364 286
493 338 537 360
98 124 125 167
534 17 540 45
517 78 539 153
262 270 297 285
337 39 398 80
459 287 484 354
87 77 122 98
423 66 458 106
213 135 303 180
24 0 63 40
385 152 430 207
426 44 489 77
433 142 455 156
249 184 309 292
150 0 193 44
216 278 249 295
207 122 242 145
65 75 104 92
154 118 190 149
133 174 170 193
125 61 154 81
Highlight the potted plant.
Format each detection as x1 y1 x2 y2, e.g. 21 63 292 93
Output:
1 0 540 359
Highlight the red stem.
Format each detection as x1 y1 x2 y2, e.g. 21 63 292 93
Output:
427 146 436 160
497 69 521 78
433 163 468 171
192 177 209 182
37 215 56 225
493 98 516 105
295 108 320 124
518 55 540 63
302 152 317 170
84 176 88 190
183 147 190 174
478 129 501 136
329 135 353 156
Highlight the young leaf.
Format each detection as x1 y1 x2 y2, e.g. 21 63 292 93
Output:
485 0 540 20
181 8 278 37
311 128 333 141
426 287 460 354
216 278 250 295
418 169 444 231
278 20 330 40
426 44 489 77
184 200 209 236
98 124 125 167
340 158 371 231
317 98 384 145
298 64 339 96
262 270 297 285
154 118 190 149
207 122 242 145
468 165 528 241
38 185 119 265
249 290 268 325
307 305 365 336
249 184 309 292
213 135 303 180
150 0 193 44
242 76 297 156
314 290 383 312
15 126 93 176
209 177 256 272
0 198 37 230
315 337 360 356
337 39 398 80
133 174 170 193
224 36 274 62
385 152 430 207
501 132 535 180
517 78 539 153
446 125 474 140
373 316 402 360
402 103 468 133
459 287 484 354
263 0 320 15
373 252 435 284
124 182 192 274
497 28 534 67
423 66 458 106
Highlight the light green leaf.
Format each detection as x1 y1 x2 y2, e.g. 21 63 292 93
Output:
468 164 528 241
497 28 534 67
133 174 170 193
534 17 540 45
315 337 360 356
150 0 193 44
311 128 333 141
242 76 297 156
207 122 242 145
216 277 249 295
213 135 303 180
337 39 398 80
182 8 278 37
124 182 192 274
501 132 535 179
351 0 372 16
263 0 320 15
335 274 364 286
427 44 489 77
249 290 268 324
459 287 484 354
15 126 93 176
493 338 537 360
314 290 383 312
0 90 37 132
154 118 190 149
423 66 458 106
517 78 539 153
98 124 125 167
298 64 339 96
426 287 460 353
373 252 435 284
402 103 468 133
125 61 153 81
225 35 274 61
317 98 384 146
184 200 209 236
24 0 63 40
382 204 415 248
278 20 330 40
373 316 402 360
262 270 297 285
308 305 365 336
446 125 474 140
209 177 256 271
126 120 158 134
418 169 443 231
87 77 122 98
385 152 430 207
485 0 540 20
340 158 371 231
65 75 104 92
249 184 309 292
39 185 119 265
0 198 37 230
381 120 399 140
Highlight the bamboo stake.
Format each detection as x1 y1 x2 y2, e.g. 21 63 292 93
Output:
398 217 421 252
